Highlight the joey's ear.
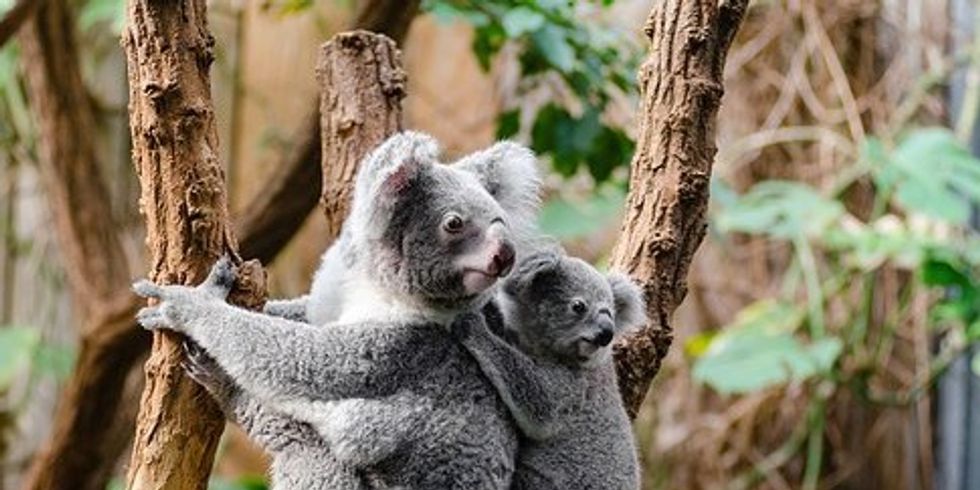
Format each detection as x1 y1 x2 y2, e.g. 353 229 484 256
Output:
607 272 646 333
454 142 541 236
503 250 562 297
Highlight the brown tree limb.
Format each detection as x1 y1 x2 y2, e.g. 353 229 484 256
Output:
317 30 405 236
0 0 42 49
122 1 267 488
236 0 419 262
611 0 750 417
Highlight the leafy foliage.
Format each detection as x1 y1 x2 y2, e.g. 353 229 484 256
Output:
690 301 842 394
695 126 980 399
423 0 639 184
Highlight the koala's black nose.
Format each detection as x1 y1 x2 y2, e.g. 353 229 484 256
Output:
489 242 516 277
593 329 614 347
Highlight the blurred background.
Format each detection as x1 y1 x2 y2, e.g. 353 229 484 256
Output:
2 0 980 489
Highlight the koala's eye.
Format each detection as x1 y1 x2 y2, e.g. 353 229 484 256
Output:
571 299 587 315
442 213 465 234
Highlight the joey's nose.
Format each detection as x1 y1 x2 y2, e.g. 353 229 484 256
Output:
593 329 614 347
488 242 516 277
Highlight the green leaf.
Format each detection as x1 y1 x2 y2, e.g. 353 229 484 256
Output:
501 7 546 37
715 181 844 239
692 301 841 394
874 127 980 225
0 327 39 389
496 110 521 140
532 26 576 72
472 23 507 71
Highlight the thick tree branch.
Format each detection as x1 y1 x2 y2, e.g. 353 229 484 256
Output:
317 31 405 237
0 0 42 48
611 0 750 417
122 1 266 488
236 0 419 262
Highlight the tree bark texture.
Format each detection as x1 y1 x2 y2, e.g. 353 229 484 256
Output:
122 1 266 489
17 1 148 489
235 0 419 261
318 31 405 238
611 0 749 417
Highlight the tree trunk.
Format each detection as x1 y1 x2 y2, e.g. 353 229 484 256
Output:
318 30 405 237
611 0 749 417
122 1 265 488
17 1 147 489
235 0 419 261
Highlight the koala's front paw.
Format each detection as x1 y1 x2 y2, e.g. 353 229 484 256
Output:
182 340 237 405
133 257 236 332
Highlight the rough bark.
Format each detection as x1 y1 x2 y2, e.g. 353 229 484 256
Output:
317 31 405 237
122 1 266 489
611 0 750 417
0 0 41 48
235 0 419 261
17 1 148 489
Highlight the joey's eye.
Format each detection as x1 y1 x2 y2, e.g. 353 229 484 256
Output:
442 213 465 234
571 299 587 315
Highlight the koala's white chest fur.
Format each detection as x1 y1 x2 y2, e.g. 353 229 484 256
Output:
321 273 454 326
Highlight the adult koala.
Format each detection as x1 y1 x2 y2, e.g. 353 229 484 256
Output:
133 132 541 489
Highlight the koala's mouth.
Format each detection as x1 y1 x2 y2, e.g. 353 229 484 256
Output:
462 269 500 295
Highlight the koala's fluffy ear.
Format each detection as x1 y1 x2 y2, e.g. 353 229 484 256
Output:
607 272 646 333
349 132 438 227
454 142 542 239
502 250 562 297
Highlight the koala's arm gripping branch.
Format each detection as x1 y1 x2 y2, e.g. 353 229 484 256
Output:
177 303 402 402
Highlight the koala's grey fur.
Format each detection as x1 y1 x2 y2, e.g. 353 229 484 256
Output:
134 132 543 489
452 251 646 490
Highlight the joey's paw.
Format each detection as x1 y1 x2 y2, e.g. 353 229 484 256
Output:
449 312 484 340
136 304 181 332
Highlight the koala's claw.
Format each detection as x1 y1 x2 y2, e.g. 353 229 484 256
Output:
203 256 236 299
136 305 169 330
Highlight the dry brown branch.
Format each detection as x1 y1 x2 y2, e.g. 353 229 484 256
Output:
0 0 41 48
317 31 405 236
611 0 750 417
122 1 266 488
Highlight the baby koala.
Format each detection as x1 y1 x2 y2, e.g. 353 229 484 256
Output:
452 250 647 490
